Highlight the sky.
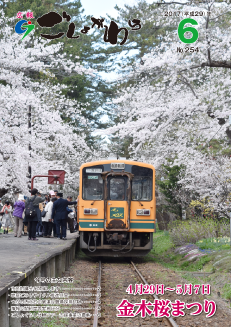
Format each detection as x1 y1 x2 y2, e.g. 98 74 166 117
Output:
80 0 149 81
80 0 142 128
81 0 155 19
81 0 134 18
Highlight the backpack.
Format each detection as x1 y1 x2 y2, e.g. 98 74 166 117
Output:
25 196 37 220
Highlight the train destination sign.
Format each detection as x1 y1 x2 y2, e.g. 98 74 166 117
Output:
86 168 102 173
111 163 125 169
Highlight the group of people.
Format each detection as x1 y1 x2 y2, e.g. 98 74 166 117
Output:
0 189 78 241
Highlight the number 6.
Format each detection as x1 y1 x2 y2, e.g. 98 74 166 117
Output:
178 18 199 44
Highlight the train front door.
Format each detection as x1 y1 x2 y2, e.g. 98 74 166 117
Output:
106 175 129 230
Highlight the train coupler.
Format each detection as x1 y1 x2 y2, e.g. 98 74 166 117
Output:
106 232 127 244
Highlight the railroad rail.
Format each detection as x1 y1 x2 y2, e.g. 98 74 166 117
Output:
93 260 101 327
131 260 179 327
93 260 179 327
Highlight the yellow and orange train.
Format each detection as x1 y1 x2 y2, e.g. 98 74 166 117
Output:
77 160 156 256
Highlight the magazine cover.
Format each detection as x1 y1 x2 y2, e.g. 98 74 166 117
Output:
0 0 231 326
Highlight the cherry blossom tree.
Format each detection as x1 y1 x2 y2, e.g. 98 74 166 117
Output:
0 10 95 197
104 0 231 217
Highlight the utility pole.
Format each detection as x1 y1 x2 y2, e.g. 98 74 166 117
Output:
28 105 32 191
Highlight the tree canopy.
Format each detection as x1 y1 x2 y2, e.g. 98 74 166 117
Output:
103 0 231 217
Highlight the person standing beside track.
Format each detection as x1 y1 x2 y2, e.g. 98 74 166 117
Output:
52 193 77 240
13 194 25 238
36 191 44 237
0 198 3 212
66 196 76 233
49 191 57 237
1 201 13 234
43 197 57 237
24 188 45 240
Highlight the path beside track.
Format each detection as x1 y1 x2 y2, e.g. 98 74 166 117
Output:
0 231 79 295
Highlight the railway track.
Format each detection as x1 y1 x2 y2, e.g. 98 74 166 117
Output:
130 261 178 327
93 260 179 327
20 256 231 327
93 260 101 327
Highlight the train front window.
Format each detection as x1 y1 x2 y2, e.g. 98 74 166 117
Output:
132 177 152 201
131 165 153 201
83 175 103 200
109 178 125 200
82 165 104 200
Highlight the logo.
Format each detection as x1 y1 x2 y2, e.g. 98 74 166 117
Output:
15 12 35 40
15 20 35 40
110 207 124 219
15 11 141 45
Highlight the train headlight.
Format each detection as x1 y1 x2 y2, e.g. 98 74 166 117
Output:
137 209 143 215
143 210 150 215
136 209 150 216
84 208 98 215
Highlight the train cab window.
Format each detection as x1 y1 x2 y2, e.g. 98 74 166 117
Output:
82 166 104 200
131 166 153 201
109 177 126 201
83 175 103 200
132 177 152 201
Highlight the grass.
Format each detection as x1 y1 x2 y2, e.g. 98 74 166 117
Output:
222 283 231 300
196 236 230 250
0 228 13 233
76 249 88 258
146 229 231 272
181 272 201 285
180 255 212 271
152 230 174 255
168 218 229 246
144 228 231 304
145 231 182 269
30 316 68 327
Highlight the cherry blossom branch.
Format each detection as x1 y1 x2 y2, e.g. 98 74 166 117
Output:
176 73 198 98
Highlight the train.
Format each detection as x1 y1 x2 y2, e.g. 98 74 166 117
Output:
77 160 156 257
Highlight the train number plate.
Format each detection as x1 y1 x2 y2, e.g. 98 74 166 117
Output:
110 207 124 219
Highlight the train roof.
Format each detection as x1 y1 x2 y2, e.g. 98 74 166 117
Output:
80 160 155 171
